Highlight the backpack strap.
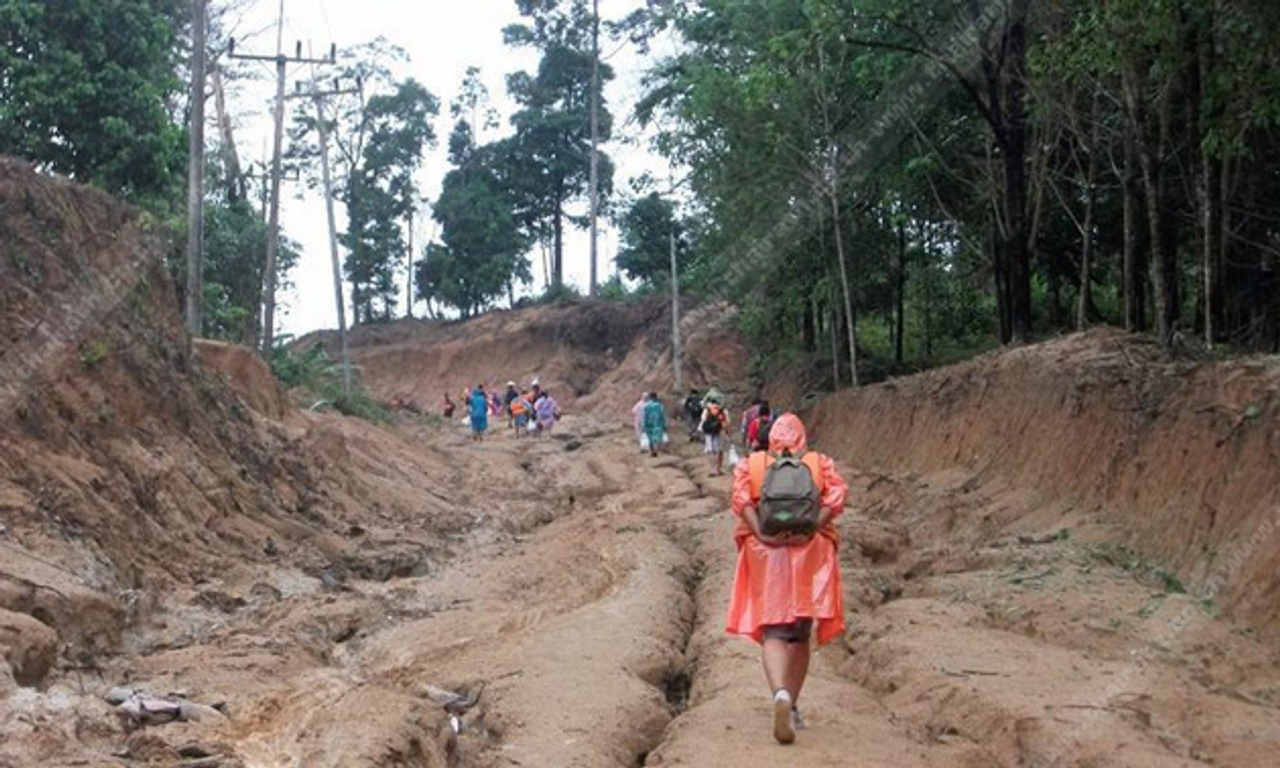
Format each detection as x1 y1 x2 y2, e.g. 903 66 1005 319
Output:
748 452 771 499
800 452 825 495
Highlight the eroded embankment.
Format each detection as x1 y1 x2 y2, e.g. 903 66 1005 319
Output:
808 329 1280 634
300 300 748 418
0 159 472 764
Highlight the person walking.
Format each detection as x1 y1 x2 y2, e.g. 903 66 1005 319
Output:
725 413 848 745
747 401 772 451
683 388 703 441
511 390 533 438
632 393 649 453
700 395 730 475
469 384 489 441
503 381 520 426
740 397 762 445
534 390 559 436
642 392 667 458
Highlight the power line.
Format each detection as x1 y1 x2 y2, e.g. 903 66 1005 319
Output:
227 12 336 353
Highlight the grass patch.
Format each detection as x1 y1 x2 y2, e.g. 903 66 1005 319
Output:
1089 543 1188 595
79 338 113 368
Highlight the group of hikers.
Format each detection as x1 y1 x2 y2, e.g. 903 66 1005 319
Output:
450 376 844 748
444 379 560 441
633 386 778 478
635 385 847 746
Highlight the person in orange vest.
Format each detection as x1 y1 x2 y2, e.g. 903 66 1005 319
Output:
725 412 848 745
510 390 533 438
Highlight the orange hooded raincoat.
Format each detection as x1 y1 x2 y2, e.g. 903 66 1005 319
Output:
725 413 848 646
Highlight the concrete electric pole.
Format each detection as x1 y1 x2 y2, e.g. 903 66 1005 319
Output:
228 1 334 354
294 77 359 394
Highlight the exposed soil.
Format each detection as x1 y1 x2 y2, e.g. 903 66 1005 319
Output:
298 298 749 414
2 160 1278 767
808 329 1280 635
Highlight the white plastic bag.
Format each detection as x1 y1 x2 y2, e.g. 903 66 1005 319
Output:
728 444 742 468
640 433 651 451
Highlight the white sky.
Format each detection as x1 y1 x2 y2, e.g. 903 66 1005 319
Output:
222 0 674 337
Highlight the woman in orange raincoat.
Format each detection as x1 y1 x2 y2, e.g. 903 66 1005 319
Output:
725 412 848 745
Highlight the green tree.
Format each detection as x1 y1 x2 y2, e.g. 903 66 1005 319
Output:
615 192 687 287
419 126 531 318
339 78 439 323
0 0 184 208
502 0 615 290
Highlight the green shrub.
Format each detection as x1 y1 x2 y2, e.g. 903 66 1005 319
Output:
269 338 389 423
80 339 113 368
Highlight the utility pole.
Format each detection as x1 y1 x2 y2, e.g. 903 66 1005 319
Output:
228 1 334 354
293 75 354 394
185 0 207 336
588 0 601 297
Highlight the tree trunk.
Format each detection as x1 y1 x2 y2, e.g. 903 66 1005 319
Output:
1125 63 1178 347
992 222 1012 343
895 220 906 363
830 191 858 387
209 63 243 202
1141 161 1179 347
539 235 550 289
830 307 841 388
1076 128 1099 331
1121 129 1142 331
802 296 816 352
1197 47 1222 347
1048 266 1061 328
405 209 414 319
587 0 600 297
1003 24 1032 344
922 229 935 358
552 199 564 290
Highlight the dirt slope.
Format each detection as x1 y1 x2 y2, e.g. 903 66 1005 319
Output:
808 329 1280 635
2 159 1278 767
0 159 466 697
302 299 748 416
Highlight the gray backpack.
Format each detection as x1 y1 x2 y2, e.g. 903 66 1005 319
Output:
758 451 821 536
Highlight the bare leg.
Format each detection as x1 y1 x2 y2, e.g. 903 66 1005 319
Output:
784 642 811 704
763 638 798 744
761 638 790 693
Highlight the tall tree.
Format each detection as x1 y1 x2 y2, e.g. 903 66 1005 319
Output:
341 78 438 322
419 142 531 317
615 192 687 287
0 0 185 209
503 0 615 291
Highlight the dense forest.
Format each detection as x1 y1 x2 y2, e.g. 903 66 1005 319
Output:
629 0 1280 383
3 0 1279 387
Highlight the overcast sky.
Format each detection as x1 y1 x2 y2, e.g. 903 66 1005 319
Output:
224 0 674 336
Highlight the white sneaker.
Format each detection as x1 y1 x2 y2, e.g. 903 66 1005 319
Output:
791 706 807 731
772 690 795 745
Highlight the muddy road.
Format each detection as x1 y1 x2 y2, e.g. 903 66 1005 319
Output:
5 415 1279 767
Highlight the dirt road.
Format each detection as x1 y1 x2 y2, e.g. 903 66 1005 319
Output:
6 413 1279 767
